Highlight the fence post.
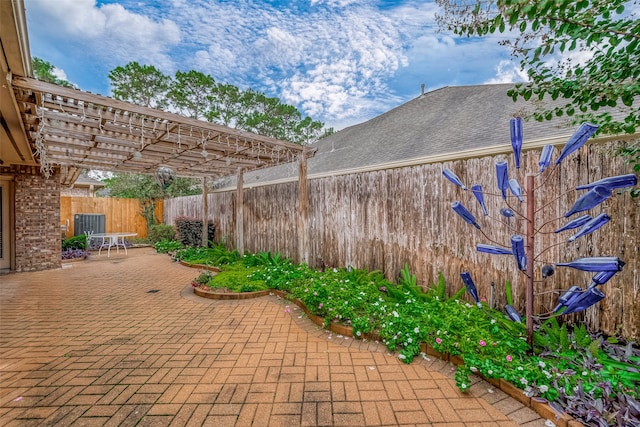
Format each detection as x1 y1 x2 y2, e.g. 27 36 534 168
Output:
236 168 244 256
201 176 208 247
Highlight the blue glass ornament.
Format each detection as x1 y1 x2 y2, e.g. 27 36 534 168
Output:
554 215 591 233
553 285 582 313
500 208 515 218
589 271 617 287
477 244 512 255
460 272 482 308
564 186 611 217
508 178 524 202
555 122 598 165
451 201 481 229
443 168 467 190
557 257 625 272
496 161 509 200
505 304 522 323
538 145 554 173
541 264 555 278
511 235 526 271
510 117 523 169
568 213 610 242
562 287 605 315
471 184 488 216
575 173 638 191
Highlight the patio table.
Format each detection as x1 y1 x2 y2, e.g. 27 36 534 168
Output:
88 232 137 257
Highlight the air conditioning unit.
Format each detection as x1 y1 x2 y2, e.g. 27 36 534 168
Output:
74 214 106 236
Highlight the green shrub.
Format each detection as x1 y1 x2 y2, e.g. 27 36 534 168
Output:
62 234 87 250
175 216 215 247
148 224 176 244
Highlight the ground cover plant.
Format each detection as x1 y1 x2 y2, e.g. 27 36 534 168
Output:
61 235 89 260
170 245 640 426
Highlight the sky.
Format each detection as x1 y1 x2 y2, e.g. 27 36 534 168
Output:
24 0 527 131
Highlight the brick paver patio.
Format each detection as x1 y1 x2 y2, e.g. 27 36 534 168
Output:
0 248 546 426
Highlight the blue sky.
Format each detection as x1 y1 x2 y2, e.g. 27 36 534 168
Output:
25 0 526 130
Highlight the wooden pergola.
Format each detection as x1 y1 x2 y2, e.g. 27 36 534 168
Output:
11 76 315 259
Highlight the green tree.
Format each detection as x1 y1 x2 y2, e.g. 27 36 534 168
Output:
109 62 332 144
169 70 216 119
435 0 640 135
102 173 201 230
32 57 74 87
206 83 244 127
108 62 172 109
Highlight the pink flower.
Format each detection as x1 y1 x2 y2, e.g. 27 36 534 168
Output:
318 303 323 308
506 355 513 362
435 338 442 344
479 340 486 347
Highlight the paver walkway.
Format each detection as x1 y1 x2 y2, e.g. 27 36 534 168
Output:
0 248 547 426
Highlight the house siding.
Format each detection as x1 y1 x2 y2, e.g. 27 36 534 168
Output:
14 168 62 271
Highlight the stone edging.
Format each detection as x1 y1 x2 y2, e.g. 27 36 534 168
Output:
184 262 582 427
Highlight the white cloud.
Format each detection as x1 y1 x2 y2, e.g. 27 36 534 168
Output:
24 0 528 129
484 60 528 84
26 0 181 71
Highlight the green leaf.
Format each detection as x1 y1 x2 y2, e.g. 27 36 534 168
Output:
519 21 527 32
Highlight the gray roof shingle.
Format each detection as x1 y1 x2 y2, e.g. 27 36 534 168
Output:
214 83 618 188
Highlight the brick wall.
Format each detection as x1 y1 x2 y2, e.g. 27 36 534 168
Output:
14 168 62 271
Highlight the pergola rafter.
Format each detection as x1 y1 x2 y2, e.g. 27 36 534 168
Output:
11 76 315 183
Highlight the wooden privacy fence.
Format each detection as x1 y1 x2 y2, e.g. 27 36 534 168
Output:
164 140 639 340
60 196 164 239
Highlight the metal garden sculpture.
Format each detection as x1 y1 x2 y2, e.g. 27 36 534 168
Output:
442 119 637 346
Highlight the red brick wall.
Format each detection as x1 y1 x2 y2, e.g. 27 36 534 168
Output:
14 168 61 272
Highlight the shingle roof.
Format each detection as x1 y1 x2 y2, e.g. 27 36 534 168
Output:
213 83 623 189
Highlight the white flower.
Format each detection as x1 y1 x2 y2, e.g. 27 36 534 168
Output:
414 327 420 334
461 383 467 389
392 311 399 318
465 303 472 308
398 354 406 360
539 385 549 393
538 361 546 368
520 378 528 386
517 366 523 371
582 371 588 376
490 319 496 324
487 370 493 375
470 367 478 373
407 338 413 344
333 268 338 272
356 331 361 336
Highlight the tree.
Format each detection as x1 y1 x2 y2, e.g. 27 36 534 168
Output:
169 70 216 119
102 173 201 230
435 0 640 135
108 62 172 109
32 57 74 87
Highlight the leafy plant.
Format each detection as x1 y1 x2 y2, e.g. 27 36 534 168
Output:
154 239 183 254
62 234 87 251
61 248 89 260
174 216 215 247
148 224 176 244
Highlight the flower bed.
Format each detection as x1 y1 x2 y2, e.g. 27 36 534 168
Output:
174 246 640 426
